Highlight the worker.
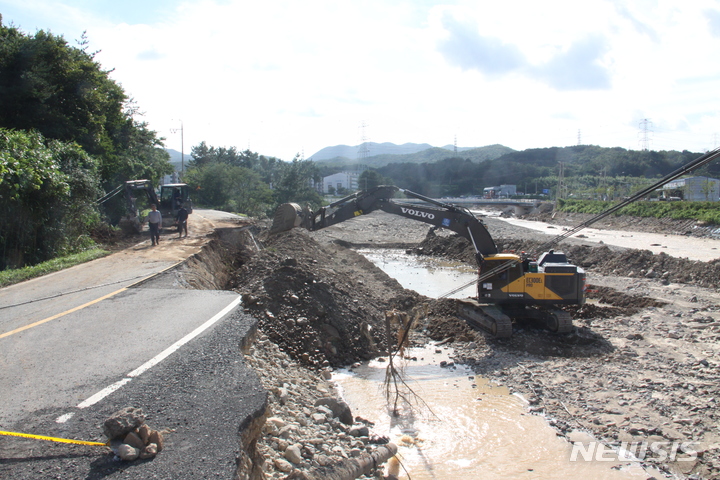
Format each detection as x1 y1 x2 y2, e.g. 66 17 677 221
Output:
175 203 189 238
147 204 162 245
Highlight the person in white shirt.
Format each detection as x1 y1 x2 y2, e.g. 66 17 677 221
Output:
147 204 163 246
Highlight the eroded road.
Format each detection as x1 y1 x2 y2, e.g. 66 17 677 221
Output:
0 211 238 423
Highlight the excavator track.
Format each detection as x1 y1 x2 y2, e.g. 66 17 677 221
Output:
456 299 513 338
543 309 574 334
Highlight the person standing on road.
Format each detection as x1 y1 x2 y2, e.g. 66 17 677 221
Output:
147 204 163 246
175 203 189 238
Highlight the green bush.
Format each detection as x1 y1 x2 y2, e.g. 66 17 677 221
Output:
0 129 102 269
557 199 720 224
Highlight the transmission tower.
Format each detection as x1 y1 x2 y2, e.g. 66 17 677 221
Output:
454 135 458 154
638 118 653 151
577 129 582 146
358 121 370 162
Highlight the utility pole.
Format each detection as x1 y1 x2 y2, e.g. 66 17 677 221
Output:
557 162 566 200
170 120 184 178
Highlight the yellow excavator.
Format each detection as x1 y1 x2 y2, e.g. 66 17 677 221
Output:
270 147 720 338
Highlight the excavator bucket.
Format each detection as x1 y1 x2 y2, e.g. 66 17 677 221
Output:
270 203 304 234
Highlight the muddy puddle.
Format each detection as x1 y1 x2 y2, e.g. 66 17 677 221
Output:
356 249 477 299
334 345 656 480
348 250 659 479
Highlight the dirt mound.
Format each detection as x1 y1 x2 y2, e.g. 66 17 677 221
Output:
414 232 720 289
231 228 421 367
422 298 479 342
412 230 478 265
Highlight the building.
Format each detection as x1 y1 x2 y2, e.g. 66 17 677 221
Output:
483 184 517 198
323 172 359 194
661 176 720 201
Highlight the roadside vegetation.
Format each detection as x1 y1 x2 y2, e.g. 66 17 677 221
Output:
0 247 109 288
0 19 171 271
557 198 720 224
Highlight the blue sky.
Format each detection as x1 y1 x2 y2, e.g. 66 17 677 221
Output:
2 0 720 160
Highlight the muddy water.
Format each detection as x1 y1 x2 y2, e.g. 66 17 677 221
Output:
345 250 656 479
357 249 477 299
335 346 653 480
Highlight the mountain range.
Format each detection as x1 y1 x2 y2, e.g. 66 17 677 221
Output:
165 143 515 170
309 143 515 168
308 142 480 161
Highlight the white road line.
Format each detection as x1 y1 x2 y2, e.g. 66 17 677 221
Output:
55 295 242 423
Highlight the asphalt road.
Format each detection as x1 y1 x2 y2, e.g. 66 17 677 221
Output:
0 211 267 479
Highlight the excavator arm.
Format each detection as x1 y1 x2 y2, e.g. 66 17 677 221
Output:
271 185 498 263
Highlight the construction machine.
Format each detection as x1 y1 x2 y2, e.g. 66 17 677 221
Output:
270 185 583 337
97 180 193 232
270 146 720 338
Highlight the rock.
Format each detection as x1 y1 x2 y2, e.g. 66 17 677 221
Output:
348 425 369 437
311 413 326 424
138 424 151 445
284 444 303 463
314 397 353 425
278 425 295 439
277 387 289 405
139 443 158 459
124 431 145 450
117 443 140 461
148 430 164 452
103 407 145 440
274 457 294 472
267 417 286 428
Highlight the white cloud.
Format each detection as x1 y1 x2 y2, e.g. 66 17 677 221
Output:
3 0 720 158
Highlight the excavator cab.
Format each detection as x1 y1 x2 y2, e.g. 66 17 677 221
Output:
159 184 193 222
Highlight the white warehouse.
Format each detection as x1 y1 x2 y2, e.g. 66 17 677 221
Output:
661 176 720 201
323 172 359 194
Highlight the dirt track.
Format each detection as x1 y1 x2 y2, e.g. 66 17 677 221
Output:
230 210 720 480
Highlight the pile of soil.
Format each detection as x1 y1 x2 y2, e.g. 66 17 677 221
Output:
231 227 421 368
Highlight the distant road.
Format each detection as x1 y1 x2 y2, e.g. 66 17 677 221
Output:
493 215 720 262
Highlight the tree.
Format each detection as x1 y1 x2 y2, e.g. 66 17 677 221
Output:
182 163 274 216
273 156 322 208
0 21 171 187
0 128 101 268
358 170 387 190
